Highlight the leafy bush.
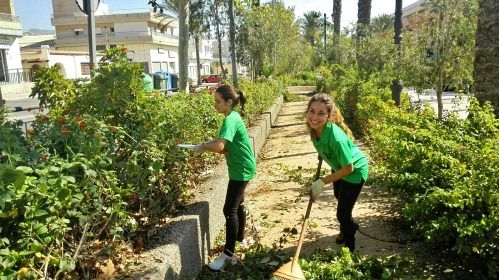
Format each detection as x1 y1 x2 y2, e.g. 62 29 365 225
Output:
198 247 413 279
364 96 499 277
0 47 286 278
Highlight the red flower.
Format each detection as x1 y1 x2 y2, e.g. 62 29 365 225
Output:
56 118 66 125
79 122 88 130
60 128 71 136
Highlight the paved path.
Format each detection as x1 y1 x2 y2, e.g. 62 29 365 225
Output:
406 89 470 119
245 86 417 257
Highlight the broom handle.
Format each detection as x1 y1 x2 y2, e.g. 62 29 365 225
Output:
292 157 323 264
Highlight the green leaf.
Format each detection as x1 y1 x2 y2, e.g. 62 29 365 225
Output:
36 226 48 235
61 176 76 183
57 188 71 201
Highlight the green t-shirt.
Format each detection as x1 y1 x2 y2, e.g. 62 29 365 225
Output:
218 110 256 181
312 122 368 184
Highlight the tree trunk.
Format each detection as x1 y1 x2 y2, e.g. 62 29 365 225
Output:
357 0 372 37
195 34 201 86
332 0 341 63
178 0 190 92
437 69 444 119
228 0 238 87
473 0 499 117
214 4 225 76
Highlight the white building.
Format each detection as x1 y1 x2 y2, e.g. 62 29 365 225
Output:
401 0 425 27
50 0 214 84
0 0 24 83
188 38 213 81
21 45 102 79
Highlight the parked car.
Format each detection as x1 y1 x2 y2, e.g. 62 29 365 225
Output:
201 75 222 83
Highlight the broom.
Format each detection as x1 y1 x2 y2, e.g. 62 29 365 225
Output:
272 157 323 280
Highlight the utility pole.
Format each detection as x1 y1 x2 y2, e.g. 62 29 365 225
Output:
391 0 403 107
84 0 97 78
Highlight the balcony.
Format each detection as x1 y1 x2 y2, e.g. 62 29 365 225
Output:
55 30 178 47
56 31 151 45
0 13 22 36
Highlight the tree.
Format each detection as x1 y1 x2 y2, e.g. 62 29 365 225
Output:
150 0 208 86
332 0 342 63
357 0 372 38
236 2 311 78
406 0 478 118
228 0 238 87
207 0 228 77
177 0 189 92
473 0 499 117
371 14 394 36
301 11 322 46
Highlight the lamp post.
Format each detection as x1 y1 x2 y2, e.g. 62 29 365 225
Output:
391 0 403 107
76 0 98 78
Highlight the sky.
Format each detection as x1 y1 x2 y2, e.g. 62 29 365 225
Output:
13 0 420 31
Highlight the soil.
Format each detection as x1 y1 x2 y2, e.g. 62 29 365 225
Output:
241 86 482 279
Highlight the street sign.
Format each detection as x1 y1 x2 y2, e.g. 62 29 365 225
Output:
75 0 100 15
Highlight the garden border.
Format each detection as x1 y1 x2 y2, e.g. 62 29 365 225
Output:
140 94 284 279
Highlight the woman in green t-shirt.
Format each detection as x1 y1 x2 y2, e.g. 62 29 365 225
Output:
193 85 257 271
306 93 369 252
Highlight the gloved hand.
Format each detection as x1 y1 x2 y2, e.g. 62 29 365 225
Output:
193 143 205 154
309 179 326 200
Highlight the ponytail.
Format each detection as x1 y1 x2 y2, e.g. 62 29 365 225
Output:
237 90 247 117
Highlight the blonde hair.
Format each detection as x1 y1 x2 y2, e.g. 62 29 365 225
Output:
306 93 354 140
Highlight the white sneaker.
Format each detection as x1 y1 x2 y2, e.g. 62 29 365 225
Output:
208 252 237 271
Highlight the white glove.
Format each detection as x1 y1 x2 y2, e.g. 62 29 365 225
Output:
309 179 326 199
193 143 205 154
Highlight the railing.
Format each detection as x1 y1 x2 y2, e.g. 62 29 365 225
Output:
55 30 178 40
0 68 33 84
0 13 19 22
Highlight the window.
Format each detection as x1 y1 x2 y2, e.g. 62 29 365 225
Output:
110 27 115 33
81 63 91 75
74 28 84 36
169 62 175 73
152 62 161 72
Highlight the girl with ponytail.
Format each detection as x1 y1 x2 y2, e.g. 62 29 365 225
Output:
305 93 368 253
193 84 256 271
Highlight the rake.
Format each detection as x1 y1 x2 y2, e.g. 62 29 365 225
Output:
272 158 323 280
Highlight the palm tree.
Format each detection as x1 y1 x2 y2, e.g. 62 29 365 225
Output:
151 0 207 86
371 14 394 36
357 0 372 38
473 0 499 117
178 0 189 91
301 11 321 46
332 0 341 63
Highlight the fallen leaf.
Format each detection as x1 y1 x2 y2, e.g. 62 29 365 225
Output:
97 259 116 280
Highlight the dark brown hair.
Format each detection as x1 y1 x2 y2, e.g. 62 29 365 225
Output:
216 85 247 116
306 93 354 140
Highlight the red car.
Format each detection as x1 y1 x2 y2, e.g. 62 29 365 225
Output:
201 75 222 83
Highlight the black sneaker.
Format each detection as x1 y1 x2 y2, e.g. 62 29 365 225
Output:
336 222 359 244
335 231 345 244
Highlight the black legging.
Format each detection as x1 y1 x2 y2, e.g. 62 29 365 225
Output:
223 180 248 256
333 178 364 252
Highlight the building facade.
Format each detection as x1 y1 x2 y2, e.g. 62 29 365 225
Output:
0 0 24 83
51 0 213 83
